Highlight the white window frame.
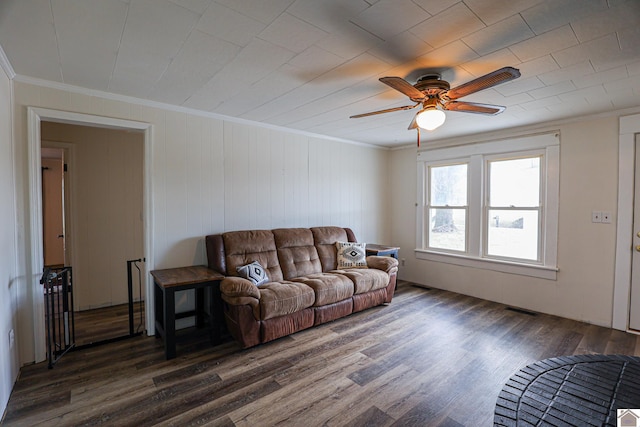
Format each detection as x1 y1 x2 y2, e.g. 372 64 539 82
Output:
416 132 560 280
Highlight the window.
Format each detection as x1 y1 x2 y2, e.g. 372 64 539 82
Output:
416 132 559 280
427 163 467 252
485 155 541 261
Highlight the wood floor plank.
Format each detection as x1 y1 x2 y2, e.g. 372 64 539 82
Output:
4 281 640 426
347 405 395 427
327 364 425 426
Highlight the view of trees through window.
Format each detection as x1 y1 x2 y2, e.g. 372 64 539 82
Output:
428 163 467 252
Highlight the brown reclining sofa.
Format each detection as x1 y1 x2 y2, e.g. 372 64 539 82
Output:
205 226 398 348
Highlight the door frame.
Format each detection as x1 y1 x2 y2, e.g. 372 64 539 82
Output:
613 112 640 332
27 107 154 363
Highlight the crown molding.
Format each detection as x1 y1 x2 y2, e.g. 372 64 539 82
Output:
12 74 388 150
0 44 16 80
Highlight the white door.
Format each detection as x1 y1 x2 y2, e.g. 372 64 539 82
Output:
629 134 640 330
42 154 65 267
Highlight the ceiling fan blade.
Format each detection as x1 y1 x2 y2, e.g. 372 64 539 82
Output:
379 77 426 101
350 103 419 119
445 67 520 100
442 101 506 115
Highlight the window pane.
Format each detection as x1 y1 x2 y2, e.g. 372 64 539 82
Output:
489 157 540 207
487 210 538 260
429 208 466 251
430 164 467 206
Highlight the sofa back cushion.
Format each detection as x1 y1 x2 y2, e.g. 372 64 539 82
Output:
311 226 356 272
273 228 322 280
222 230 283 282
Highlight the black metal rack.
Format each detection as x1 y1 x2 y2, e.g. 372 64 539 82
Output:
41 267 74 369
41 259 146 368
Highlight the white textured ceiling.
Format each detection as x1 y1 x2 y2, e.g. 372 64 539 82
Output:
1 0 639 147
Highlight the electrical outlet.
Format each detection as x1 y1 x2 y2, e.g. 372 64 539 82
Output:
401 258 406 267
9 329 14 348
592 211 602 223
602 211 612 223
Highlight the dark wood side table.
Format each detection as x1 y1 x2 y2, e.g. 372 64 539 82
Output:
366 244 400 259
150 265 224 360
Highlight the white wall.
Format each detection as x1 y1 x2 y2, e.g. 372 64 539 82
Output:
390 116 620 327
11 80 391 365
41 123 145 310
0 65 19 416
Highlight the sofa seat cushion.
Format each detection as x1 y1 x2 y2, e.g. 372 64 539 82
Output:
258 281 315 320
292 273 354 306
331 268 389 294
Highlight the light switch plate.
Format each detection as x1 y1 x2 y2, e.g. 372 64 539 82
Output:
592 211 602 223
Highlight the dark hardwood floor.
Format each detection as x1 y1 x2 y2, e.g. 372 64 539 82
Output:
73 301 145 346
4 282 639 426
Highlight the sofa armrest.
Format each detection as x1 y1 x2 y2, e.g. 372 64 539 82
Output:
366 255 399 274
220 276 261 300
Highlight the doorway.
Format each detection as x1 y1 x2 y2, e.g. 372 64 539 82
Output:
27 107 154 363
614 113 640 333
630 134 640 331
41 123 145 347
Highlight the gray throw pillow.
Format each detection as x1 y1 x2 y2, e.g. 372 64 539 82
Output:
236 261 269 286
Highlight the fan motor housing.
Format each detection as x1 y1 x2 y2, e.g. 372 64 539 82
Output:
414 74 450 95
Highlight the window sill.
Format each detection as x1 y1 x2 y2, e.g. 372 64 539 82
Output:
414 249 558 280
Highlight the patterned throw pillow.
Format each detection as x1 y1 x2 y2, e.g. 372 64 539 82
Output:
236 261 269 286
336 241 367 269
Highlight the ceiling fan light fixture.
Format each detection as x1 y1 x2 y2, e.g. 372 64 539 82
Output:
416 107 446 130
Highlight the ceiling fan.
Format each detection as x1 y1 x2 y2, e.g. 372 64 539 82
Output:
350 66 521 146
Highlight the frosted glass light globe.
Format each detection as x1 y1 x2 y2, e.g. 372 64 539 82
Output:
416 108 446 130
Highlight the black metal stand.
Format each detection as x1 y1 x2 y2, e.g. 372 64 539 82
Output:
127 258 145 336
41 267 75 369
73 258 146 351
43 260 147 367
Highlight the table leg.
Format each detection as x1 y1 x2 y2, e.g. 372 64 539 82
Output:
209 281 223 345
164 289 176 360
154 281 163 338
196 288 205 328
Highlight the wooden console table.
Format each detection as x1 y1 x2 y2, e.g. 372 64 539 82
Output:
150 266 224 360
